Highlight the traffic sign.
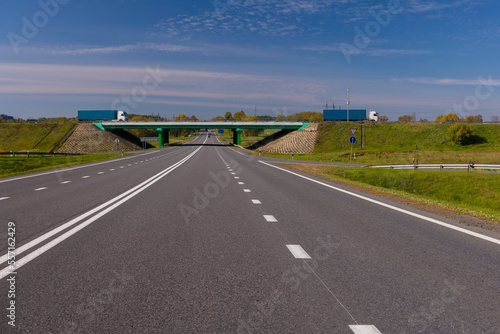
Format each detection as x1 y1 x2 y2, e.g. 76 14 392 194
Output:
350 128 357 135
349 136 356 144
218 130 224 134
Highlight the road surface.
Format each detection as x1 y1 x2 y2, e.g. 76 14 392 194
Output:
1 132 499 333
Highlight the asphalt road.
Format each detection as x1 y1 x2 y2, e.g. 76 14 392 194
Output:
0 132 499 333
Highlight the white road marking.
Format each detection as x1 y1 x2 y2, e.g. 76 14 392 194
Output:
349 325 382 334
120 166 125 169
238 182 244 185
110 169 115 171
234 177 240 179
0 197 10 201
61 181 71 184
231 173 236 175
0 150 158 184
97 172 104 174
82 176 90 179
228 169 233 171
259 161 500 246
252 199 261 204
34 187 47 191
264 215 277 222
286 245 311 259
128 164 132 166
0 137 209 279
243 189 251 193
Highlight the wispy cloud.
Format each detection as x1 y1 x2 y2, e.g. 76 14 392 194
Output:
155 0 480 38
44 43 200 56
397 77 500 85
299 45 432 56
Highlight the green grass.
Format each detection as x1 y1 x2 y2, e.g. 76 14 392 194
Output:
257 122 500 164
0 154 122 177
282 164 500 223
0 123 75 152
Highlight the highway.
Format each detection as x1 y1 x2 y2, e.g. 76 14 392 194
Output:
1 132 499 333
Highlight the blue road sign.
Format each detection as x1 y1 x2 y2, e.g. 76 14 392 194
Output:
218 129 224 134
349 136 356 144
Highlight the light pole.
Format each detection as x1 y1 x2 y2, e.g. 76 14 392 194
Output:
347 88 350 122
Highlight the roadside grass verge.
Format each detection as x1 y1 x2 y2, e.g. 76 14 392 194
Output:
280 163 500 224
254 122 499 164
0 154 122 177
0 123 75 152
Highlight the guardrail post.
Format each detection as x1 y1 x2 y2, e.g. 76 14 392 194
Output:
292 151 294 160
440 165 443 171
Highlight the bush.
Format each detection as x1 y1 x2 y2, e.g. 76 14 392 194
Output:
448 123 472 145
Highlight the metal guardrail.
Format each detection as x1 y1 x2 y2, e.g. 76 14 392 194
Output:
370 163 500 171
0 152 82 156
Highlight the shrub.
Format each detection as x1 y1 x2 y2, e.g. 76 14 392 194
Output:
448 123 472 145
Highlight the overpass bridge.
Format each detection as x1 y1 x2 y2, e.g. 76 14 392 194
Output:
94 122 307 147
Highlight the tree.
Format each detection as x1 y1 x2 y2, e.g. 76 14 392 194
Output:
464 115 483 123
435 113 460 123
276 114 286 122
379 115 389 122
491 115 499 123
398 115 415 123
233 110 247 121
448 123 472 145
419 118 429 123
211 116 224 121
224 112 232 121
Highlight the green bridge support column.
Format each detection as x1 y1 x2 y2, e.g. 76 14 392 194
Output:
157 128 164 147
232 129 242 146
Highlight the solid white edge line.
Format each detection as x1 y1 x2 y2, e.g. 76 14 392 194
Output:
286 245 312 259
349 325 383 334
259 161 500 246
0 142 206 279
0 140 207 268
0 150 160 184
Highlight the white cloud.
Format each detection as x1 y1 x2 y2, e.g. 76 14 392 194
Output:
400 77 500 86
299 45 432 56
45 43 200 56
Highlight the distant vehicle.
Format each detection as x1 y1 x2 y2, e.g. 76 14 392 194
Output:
78 110 128 122
323 109 378 122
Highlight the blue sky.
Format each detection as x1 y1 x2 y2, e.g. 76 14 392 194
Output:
1 0 500 121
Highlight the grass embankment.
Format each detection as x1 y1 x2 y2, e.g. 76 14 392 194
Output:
261 122 500 164
282 164 500 224
0 154 123 177
0 123 75 152
218 129 281 147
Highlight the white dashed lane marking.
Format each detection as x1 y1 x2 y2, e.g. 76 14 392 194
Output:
34 187 47 191
349 325 382 334
243 189 251 193
82 176 90 179
263 215 277 222
110 169 115 171
234 177 240 179
286 245 311 259
97 172 104 174
238 182 244 185
0 197 10 201
61 181 71 184
251 199 261 204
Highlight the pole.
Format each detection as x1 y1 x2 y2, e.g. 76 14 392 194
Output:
350 142 353 162
347 88 350 122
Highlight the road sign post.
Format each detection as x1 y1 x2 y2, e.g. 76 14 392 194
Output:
349 136 356 162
